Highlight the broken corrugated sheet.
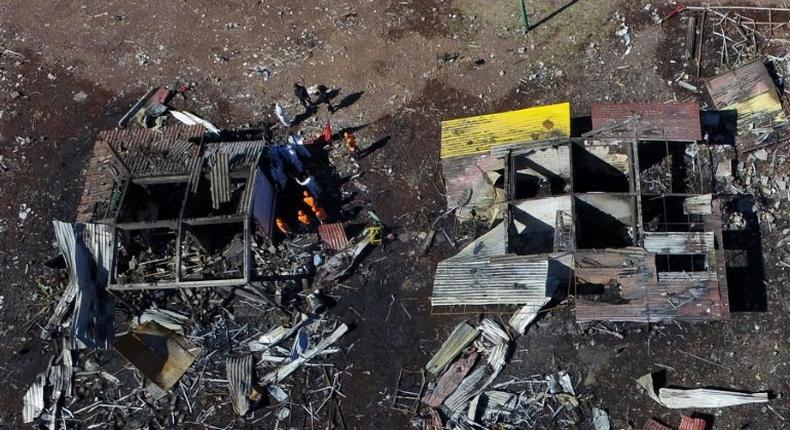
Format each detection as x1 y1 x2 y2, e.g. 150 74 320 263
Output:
22 373 45 423
203 140 266 169
591 103 702 141
643 232 715 254
705 59 787 134
136 308 189 333
637 372 770 409
444 223 507 264
115 321 202 390
425 321 479 376
422 351 478 407
679 416 707 430
262 323 348 384
440 102 571 159
441 153 506 220
100 125 204 177
683 194 712 215
227 355 253 416
318 222 349 252
210 152 232 209
468 390 517 423
643 418 672 430
509 298 550 334
42 221 116 350
432 257 548 307
443 341 509 412
647 280 724 321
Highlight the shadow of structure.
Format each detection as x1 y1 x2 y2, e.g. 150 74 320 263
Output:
723 196 767 312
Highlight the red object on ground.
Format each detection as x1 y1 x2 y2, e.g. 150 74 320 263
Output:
661 4 687 23
679 416 706 430
320 121 333 144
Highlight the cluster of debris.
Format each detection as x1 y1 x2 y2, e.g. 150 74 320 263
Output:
21 82 380 428
410 53 785 428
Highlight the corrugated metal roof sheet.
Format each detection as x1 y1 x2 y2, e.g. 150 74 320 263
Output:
203 140 266 169
432 257 548 306
441 153 506 217
679 416 707 430
440 102 571 159
210 153 231 209
318 223 349 252
100 125 204 177
644 232 714 255
591 103 702 141
705 60 787 133
445 223 507 263
425 321 479 375
226 355 253 416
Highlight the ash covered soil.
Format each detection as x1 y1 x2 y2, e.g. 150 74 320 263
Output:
0 0 789 429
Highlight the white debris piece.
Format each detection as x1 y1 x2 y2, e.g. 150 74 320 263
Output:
509 298 550 334
637 372 770 409
263 323 349 384
266 384 289 402
22 373 45 423
170 110 220 135
275 103 292 127
18 203 31 222
592 407 611 430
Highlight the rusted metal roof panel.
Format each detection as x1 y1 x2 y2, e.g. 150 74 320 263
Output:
432 257 548 307
679 416 707 430
591 103 702 141
644 232 714 255
203 140 265 169
76 139 118 222
441 153 506 218
705 59 787 133
318 223 349 252
574 248 655 323
440 102 571 159
646 280 724 322
100 124 204 177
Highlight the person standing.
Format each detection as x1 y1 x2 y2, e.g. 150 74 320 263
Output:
275 217 291 235
343 130 360 159
317 85 335 113
293 83 312 110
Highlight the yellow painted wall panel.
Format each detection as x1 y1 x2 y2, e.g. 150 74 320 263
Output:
441 102 571 159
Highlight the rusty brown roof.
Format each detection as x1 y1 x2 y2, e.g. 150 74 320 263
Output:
591 103 702 141
101 124 204 177
642 419 672 430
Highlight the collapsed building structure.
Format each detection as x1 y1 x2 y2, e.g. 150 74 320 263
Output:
434 98 750 322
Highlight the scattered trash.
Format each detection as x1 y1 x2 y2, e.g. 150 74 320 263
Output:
72 91 88 103
592 407 611 430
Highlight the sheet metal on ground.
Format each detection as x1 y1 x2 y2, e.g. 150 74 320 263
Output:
591 103 702 141
440 102 571 159
705 59 787 133
432 257 548 306
318 223 349 252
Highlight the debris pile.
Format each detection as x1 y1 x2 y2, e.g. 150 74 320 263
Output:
20 81 383 428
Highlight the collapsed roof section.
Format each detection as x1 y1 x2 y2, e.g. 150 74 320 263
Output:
76 124 274 291
434 102 733 323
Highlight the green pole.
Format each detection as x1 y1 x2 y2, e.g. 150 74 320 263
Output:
518 0 530 34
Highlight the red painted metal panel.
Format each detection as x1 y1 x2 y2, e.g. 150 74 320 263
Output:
591 103 702 141
318 223 349 252
679 416 706 430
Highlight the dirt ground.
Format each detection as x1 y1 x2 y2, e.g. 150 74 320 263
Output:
1 0 789 428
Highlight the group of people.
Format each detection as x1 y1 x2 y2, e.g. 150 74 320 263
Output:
271 82 365 237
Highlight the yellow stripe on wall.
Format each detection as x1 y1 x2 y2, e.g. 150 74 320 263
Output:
441 102 571 159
